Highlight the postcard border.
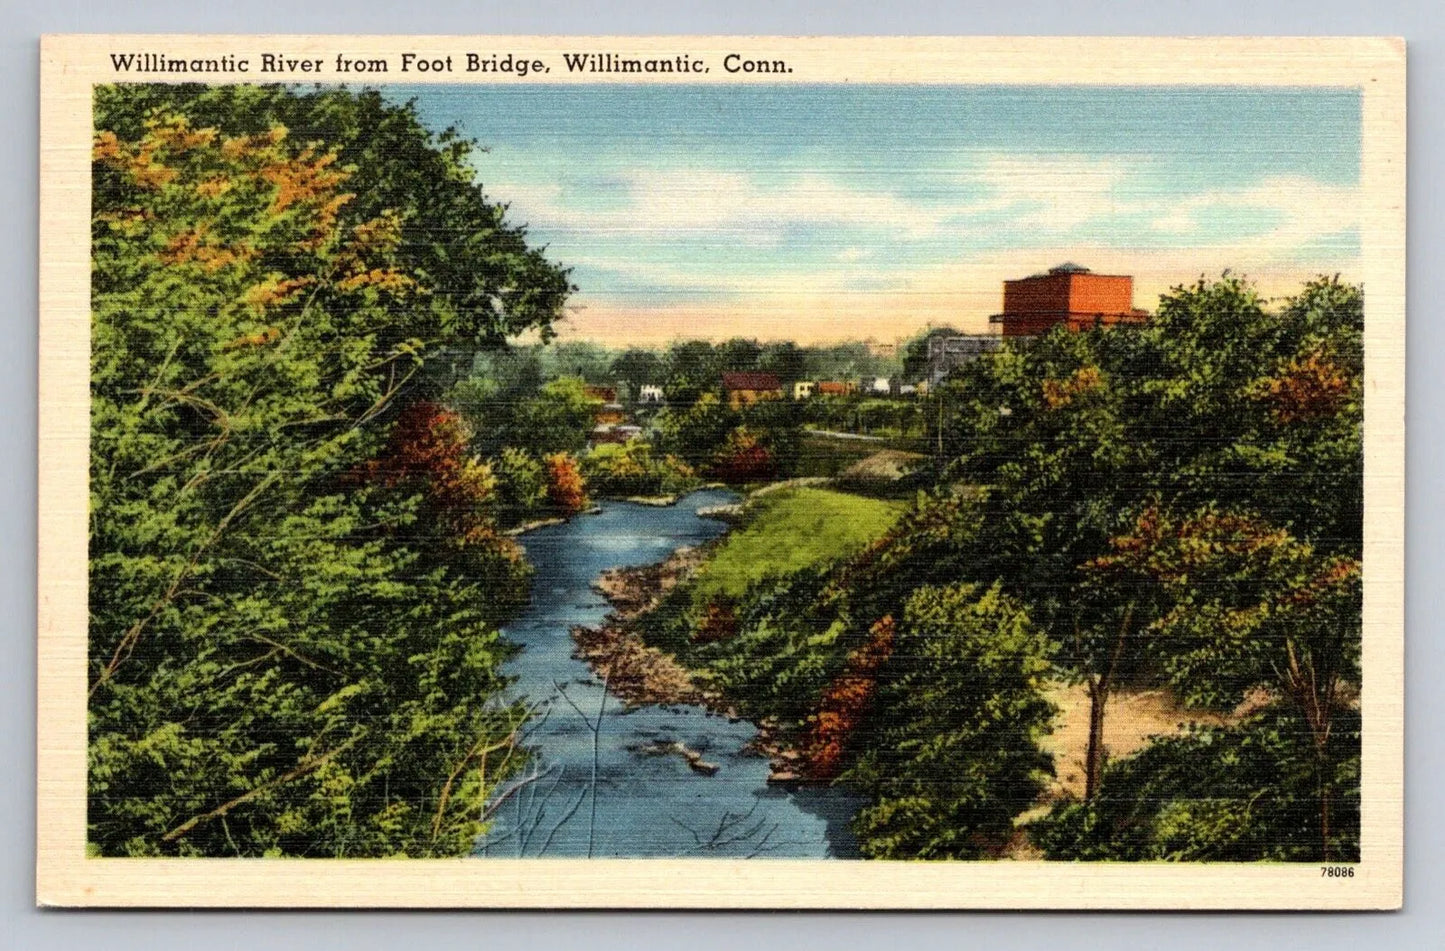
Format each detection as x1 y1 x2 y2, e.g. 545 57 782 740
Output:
38 33 1406 909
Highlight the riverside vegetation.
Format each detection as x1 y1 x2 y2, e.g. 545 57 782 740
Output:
622 276 1363 861
89 82 1362 861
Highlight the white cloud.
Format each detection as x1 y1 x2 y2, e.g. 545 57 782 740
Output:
1150 175 1361 245
956 154 1138 231
493 165 934 239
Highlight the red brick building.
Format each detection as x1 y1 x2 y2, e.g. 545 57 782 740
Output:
990 263 1149 337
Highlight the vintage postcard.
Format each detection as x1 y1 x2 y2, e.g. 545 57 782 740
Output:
38 35 1404 908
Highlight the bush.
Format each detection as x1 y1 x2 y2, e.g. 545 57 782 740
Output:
846 583 1056 859
710 426 775 483
582 441 699 498
544 452 589 515
491 447 548 527
1028 708 1361 862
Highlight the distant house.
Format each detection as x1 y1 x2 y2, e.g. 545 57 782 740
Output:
899 384 917 396
721 371 784 408
638 384 665 404
583 384 618 403
816 381 854 397
864 377 894 396
792 381 816 400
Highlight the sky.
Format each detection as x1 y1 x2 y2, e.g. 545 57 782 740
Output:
394 84 1362 346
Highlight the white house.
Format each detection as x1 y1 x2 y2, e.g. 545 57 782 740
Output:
638 384 665 404
793 381 816 400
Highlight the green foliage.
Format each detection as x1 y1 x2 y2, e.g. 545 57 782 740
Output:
513 377 598 457
655 392 734 468
582 441 699 498
537 340 614 384
931 275 1363 823
1030 709 1361 862
657 276 1364 862
608 348 665 399
689 567 847 724
847 583 1056 859
88 85 560 857
93 83 573 354
490 447 549 527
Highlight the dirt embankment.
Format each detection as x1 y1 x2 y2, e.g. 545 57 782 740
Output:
1037 683 1267 801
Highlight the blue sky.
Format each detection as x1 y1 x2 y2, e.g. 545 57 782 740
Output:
393 84 1361 344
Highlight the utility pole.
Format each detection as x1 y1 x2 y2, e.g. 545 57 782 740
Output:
936 390 944 457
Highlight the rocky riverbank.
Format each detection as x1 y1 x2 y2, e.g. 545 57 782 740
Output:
570 545 808 784
569 546 708 709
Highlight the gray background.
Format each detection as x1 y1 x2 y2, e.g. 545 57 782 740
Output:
4 1 1438 948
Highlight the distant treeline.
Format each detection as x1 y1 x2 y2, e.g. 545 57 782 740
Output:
473 336 909 399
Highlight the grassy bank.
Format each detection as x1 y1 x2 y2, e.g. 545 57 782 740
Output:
686 486 908 608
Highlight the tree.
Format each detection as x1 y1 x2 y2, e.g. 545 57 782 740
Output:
93 84 573 354
1031 709 1361 861
1087 503 1361 860
711 426 776 483
88 87 561 856
513 377 598 456
663 340 721 404
759 341 808 384
937 276 1363 806
609 348 665 401
941 329 1139 800
582 441 698 498
717 336 764 373
656 391 735 468
490 447 549 527
846 584 1055 859
901 325 961 382
544 452 589 515
539 340 615 384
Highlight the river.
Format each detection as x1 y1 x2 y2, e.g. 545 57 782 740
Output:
477 488 861 858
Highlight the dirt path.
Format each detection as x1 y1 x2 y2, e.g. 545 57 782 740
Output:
1038 683 1239 801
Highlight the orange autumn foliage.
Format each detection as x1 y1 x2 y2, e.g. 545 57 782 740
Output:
544 452 589 516
364 401 505 548
804 615 897 780
1253 347 1354 424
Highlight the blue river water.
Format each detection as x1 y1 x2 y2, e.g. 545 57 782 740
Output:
477 488 861 858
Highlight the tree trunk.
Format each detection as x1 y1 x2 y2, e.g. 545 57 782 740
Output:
1084 601 1134 803
1084 679 1108 801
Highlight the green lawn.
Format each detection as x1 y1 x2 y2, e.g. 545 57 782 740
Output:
689 486 908 605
